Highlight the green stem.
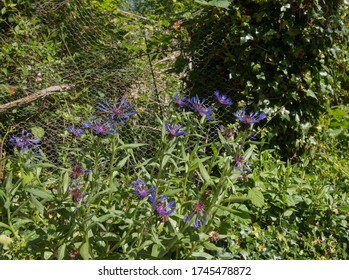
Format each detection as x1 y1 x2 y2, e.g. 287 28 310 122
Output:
158 223 190 258
108 136 118 204
7 208 19 238
93 138 101 184
109 200 142 254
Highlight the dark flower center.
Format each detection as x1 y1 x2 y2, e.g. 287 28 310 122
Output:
112 107 124 117
94 124 108 134
193 202 205 216
243 115 252 124
71 188 83 203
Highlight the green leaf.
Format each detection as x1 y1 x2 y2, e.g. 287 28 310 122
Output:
115 155 130 170
80 242 91 260
4 200 11 210
25 187 53 200
224 196 250 203
62 171 69 193
163 188 183 196
32 163 57 169
305 89 317 99
248 188 265 207
0 222 11 230
44 251 53 260
5 171 13 194
118 143 147 150
30 195 45 215
337 205 349 212
214 204 251 219
283 209 294 217
22 172 34 185
57 243 66 260
31 126 45 139
191 251 214 259
198 161 213 184
202 241 221 252
328 128 343 138
195 0 231 9
151 244 160 258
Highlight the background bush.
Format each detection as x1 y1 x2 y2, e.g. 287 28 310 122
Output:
172 0 349 157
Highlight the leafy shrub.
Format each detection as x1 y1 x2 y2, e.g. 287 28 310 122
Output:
1 91 348 260
173 0 349 156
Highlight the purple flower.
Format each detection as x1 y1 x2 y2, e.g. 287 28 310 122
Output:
96 98 136 124
189 97 213 120
184 201 207 228
149 188 175 219
69 183 84 204
70 166 91 179
234 154 252 173
131 180 153 199
83 116 116 135
173 93 188 107
214 90 232 106
234 107 266 125
165 122 186 136
67 126 85 137
220 126 236 139
9 129 40 150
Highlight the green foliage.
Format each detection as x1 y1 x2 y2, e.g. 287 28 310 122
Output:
172 0 349 156
2 89 348 260
1 0 348 261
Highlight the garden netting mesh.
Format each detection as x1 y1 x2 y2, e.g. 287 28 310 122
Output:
4 0 346 168
0 0 235 169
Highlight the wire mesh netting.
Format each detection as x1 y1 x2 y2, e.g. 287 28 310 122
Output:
0 0 243 173
0 0 183 165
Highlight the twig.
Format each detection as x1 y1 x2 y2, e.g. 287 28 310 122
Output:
0 84 73 112
114 8 148 21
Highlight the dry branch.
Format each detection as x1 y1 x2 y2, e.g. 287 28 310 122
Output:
0 84 73 112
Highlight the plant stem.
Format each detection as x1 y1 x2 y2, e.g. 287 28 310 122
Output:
7 208 19 238
109 200 141 254
108 136 118 204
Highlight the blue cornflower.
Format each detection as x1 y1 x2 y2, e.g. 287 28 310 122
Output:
234 107 266 125
173 93 188 107
67 126 85 137
131 180 153 199
189 97 213 120
149 188 175 220
165 122 186 136
96 98 136 124
83 116 116 135
234 154 252 173
184 201 207 228
214 90 232 106
9 129 40 150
